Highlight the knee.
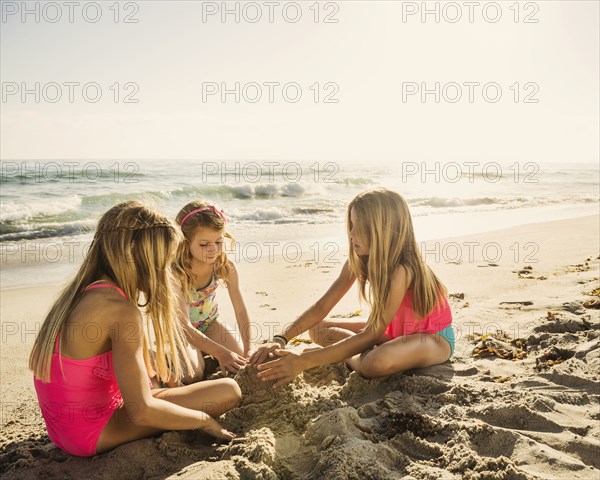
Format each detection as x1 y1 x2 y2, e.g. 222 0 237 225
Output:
182 369 204 385
182 361 205 385
308 324 320 343
308 320 332 345
221 378 242 407
357 352 396 379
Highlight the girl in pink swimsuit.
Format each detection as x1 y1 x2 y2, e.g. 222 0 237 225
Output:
33 283 130 456
250 188 455 384
30 201 241 456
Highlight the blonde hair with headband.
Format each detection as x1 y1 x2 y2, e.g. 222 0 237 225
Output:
173 200 235 298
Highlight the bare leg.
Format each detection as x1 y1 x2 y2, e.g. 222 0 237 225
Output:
203 319 245 356
309 318 393 372
181 344 206 385
351 333 451 379
163 343 206 387
309 318 390 347
95 378 241 454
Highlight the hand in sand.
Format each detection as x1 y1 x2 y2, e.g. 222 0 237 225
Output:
216 349 248 374
200 415 236 442
256 350 306 388
248 342 282 367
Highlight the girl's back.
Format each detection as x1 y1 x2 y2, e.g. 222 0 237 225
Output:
58 283 133 360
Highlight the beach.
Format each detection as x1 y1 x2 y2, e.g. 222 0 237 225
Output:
3 0 599 476
0 214 598 479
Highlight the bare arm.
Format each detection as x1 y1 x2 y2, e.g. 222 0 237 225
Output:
111 306 217 430
249 260 355 366
282 259 356 340
174 279 229 359
301 265 411 368
226 262 252 355
174 285 246 372
257 265 412 384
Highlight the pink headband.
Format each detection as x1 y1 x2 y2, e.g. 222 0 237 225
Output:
179 205 227 226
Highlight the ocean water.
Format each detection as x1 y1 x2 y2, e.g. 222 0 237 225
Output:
1 159 597 243
0 159 598 288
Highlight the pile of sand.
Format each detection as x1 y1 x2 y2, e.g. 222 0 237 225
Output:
1 257 599 479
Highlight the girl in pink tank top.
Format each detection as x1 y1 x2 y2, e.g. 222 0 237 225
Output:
252 188 455 384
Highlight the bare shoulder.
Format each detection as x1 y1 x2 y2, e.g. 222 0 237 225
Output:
394 264 413 288
93 295 142 342
105 301 144 342
340 259 353 278
108 297 142 326
223 259 240 288
226 259 239 278
64 292 141 355
226 259 238 272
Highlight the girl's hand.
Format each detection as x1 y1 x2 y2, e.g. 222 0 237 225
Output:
256 350 307 388
199 415 236 441
215 349 248 374
248 342 282 367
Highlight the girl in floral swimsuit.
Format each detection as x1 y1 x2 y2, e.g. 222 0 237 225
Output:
171 201 253 383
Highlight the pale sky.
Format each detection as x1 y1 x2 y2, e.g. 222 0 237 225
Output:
1 0 598 165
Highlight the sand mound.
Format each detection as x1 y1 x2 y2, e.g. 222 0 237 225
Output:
3 350 599 479
2 258 599 479
234 366 277 405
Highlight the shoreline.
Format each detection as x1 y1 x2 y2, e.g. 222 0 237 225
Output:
1 208 597 291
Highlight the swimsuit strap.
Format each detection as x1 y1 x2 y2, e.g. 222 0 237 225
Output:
84 281 128 300
196 273 217 293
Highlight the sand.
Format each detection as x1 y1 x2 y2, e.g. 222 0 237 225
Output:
1 215 599 479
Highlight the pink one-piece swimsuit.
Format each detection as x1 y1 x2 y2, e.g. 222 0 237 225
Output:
33 283 129 456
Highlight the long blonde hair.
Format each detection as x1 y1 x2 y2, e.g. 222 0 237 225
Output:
29 200 192 383
347 188 447 332
173 200 234 300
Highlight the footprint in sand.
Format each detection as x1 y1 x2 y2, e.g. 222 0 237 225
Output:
583 299 600 309
259 304 277 310
560 302 587 315
531 311 592 334
473 404 563 433
499 301 534 310
534 346 575 371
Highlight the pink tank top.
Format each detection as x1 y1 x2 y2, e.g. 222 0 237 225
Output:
384 288 452 339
